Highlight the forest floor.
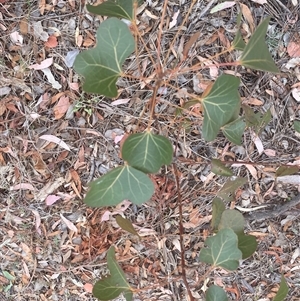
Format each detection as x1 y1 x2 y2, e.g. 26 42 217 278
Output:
0 0 300 300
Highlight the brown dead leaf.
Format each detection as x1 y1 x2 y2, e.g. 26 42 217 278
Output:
39 0 46 15
240 3 255 33
287 41 300 58
83 283 93 293
45 35 58 48
70 169 82 194
83 38 95 47
19 18 28 35
183 32 200 58
217 28 230 48
242 97 264 106
54 95 70 119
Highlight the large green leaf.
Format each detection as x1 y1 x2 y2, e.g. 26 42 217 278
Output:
218 209 244 235
237 234 257 259
199 228 242 271
84 166 154 207
122 132 173 174
273 275 289 301
87 0 141 20
73 18 135 97
222 118 246 145
206 285 229 301
217 177 247 202
202 74 241 141
240 17 279 73
93 247 132 301
211 197 226 232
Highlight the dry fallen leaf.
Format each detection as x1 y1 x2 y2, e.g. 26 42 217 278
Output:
39 135 70 151
60 214 78 232
45 35 58 48
240 3 255 33
45 195 61 206
54 95 70 119
29 58 53 70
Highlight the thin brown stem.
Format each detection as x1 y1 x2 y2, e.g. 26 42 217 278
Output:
173 163 195 301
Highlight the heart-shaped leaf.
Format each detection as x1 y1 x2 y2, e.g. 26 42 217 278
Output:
199 228 242 270
122 132 173 173
240 17 279 73
273 275 289 301
87 0 141 20
222 117 246 145
93 247 132 301
218 209 245 235
84 166 154 207
202 74 241 141
206 285 229 301
73 18 135 97
211 159 233 176
237 234 257 259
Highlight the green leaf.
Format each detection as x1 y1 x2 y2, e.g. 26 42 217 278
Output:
217 177 247 202
233 30 246 51
237 234 257 259
240 17 279 73
206 285 229 301
233 12 246 51
243 105 271 134
115 215 140 238
294 120 300 133
87 0 140 20
121 132 173 173
73 18 135 97
211 197 226 232
275 166 299 177
202 74 241 141
93 276 127 300
93 247 132 301
222 118 246 145
2 271 15 281
84 166 154 207
183 99 201 109
273 275 289 301
211 159 233 176
218 209 244 235
199 228 242 270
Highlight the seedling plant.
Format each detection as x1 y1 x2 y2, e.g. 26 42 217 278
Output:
73 0 291 300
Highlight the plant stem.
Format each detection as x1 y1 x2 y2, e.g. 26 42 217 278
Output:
173 163 195 301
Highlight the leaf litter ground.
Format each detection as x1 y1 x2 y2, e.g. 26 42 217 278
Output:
0 0 300 300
